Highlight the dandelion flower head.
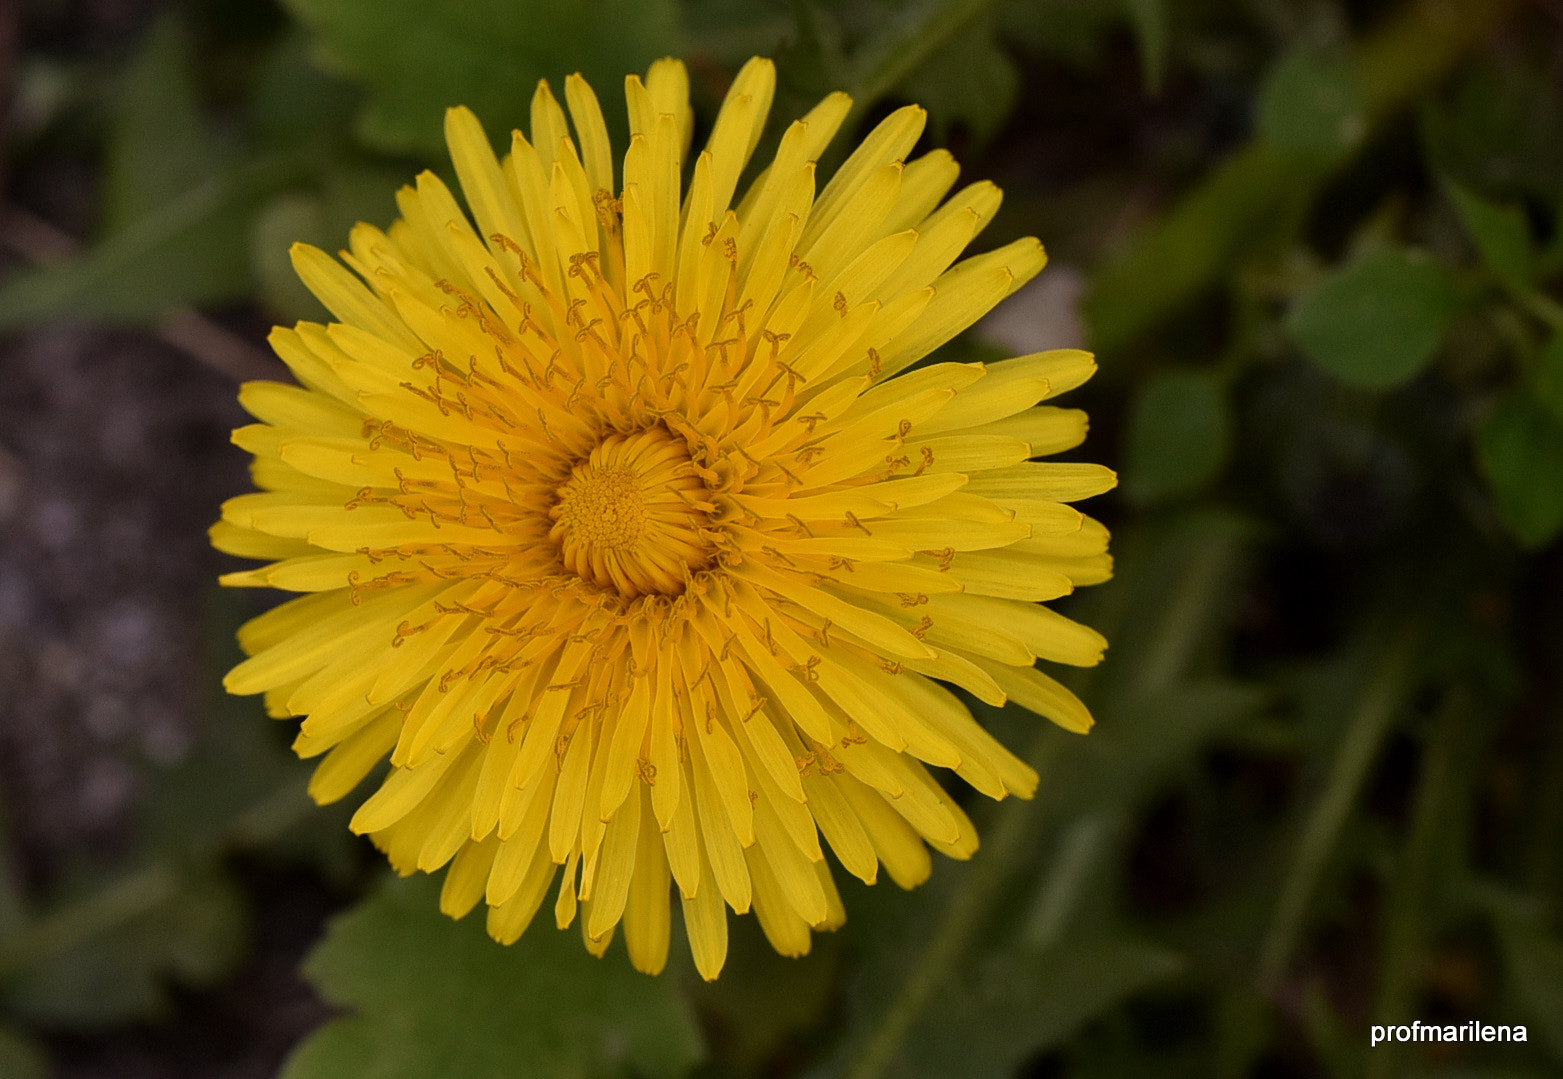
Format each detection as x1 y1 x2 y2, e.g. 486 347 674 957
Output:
215 57 1117 979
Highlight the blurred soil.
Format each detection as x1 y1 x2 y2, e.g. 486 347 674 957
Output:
0 6 338 1075
0 321 338 1076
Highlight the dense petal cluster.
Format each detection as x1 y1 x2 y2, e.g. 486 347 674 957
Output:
215 58 1116 978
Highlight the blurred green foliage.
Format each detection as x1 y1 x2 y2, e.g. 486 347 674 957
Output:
278 0 680 156
1285 248 1460 388
283 875 704 1079
2 0 1562 1077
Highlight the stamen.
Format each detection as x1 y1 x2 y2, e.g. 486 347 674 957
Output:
547 426 718 598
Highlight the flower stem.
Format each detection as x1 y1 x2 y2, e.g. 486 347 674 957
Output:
844 515 1244 1079
843 736 1063 1079
0 865 179 979
1366 688 1477 1079
1519 289 1563 334
1256 617 1424 989
1086 0 1520 356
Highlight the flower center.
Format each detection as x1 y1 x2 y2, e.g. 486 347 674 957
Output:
548 426 715 598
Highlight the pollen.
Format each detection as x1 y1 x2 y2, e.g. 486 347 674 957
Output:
548 427 714 597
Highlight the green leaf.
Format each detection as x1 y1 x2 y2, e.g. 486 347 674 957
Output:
1 866 248 1027
1409 1071 1563 1079
0 10 283 327
1418 58 1563 207
1122 0 1168 93
1122 369 1231 505
1445 180 1537 293
250 167 402 323
678 0 793 71
998 0 1118 66
1533 335 1563 424
1476 390 1563 549
687 915 839 1074
0 1025 48 1079
1256 46 1365 163
1084 145 1310 356
1072 682 1269 813
0 151 307 329
281 875 704 1079
1087 0 1516 355
141 589 364 874
1493 913 1563 1063
249 33 362 148
897 19 1018 145
882 939 1184 1079
141 679 317 859
1285 248 1461 388
251 191 331 322
280 0 681 157
104 14 222 230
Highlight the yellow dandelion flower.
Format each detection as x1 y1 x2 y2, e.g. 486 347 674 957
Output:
215 57 1117 979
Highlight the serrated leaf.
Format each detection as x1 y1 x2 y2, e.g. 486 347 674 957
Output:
1286 248 1461 388
280 0 681 157
1123 369 1231 505
1256 47 1365 163
1445 180 1537 293
1476 390 1563 549
282 875 704 1079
